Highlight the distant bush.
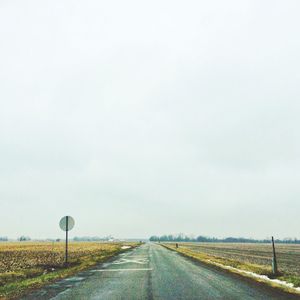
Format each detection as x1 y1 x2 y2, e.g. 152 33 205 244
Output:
0 237 8 242
18 236 31 241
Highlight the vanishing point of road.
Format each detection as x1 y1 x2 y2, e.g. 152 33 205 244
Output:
23 243 299 300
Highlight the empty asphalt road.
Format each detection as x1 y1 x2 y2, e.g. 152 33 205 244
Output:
22 243 299 300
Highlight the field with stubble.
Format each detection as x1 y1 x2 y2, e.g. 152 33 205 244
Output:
164 242 300 289
0 241 136 299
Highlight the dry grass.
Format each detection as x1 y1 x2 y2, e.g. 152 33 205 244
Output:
0 242 121 273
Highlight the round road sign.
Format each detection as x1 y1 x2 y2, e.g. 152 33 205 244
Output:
59 216 75 232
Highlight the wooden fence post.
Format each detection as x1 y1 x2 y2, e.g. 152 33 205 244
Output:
272 236 278 275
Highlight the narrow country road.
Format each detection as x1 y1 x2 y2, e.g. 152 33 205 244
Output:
22 243 299 300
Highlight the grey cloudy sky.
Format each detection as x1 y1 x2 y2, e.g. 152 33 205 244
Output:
1 0 299 239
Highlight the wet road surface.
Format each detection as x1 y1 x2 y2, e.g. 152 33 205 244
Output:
22 243 299 299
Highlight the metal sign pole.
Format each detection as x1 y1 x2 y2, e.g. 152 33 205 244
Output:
59 215 74 267
65 216 69 264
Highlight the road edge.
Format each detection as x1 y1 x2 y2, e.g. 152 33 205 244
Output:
160 243 300 298
2 244 140 300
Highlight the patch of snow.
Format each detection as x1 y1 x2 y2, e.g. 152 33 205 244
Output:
208 260 300 292
121 246 131 249
63 277 84 282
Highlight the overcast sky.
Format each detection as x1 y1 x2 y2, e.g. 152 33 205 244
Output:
0 0 299 239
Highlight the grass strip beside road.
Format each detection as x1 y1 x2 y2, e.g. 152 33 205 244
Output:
0 243 138 300
161 243 300 297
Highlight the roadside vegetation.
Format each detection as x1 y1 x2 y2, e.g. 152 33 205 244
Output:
0 241 137 299
162 242 300 295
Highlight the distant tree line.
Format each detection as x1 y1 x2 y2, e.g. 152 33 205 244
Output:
73 235 114 242
0 236 32 242
149 234 300 244
0 236 115 242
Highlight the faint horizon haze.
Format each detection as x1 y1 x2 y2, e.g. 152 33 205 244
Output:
0 0 299 239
